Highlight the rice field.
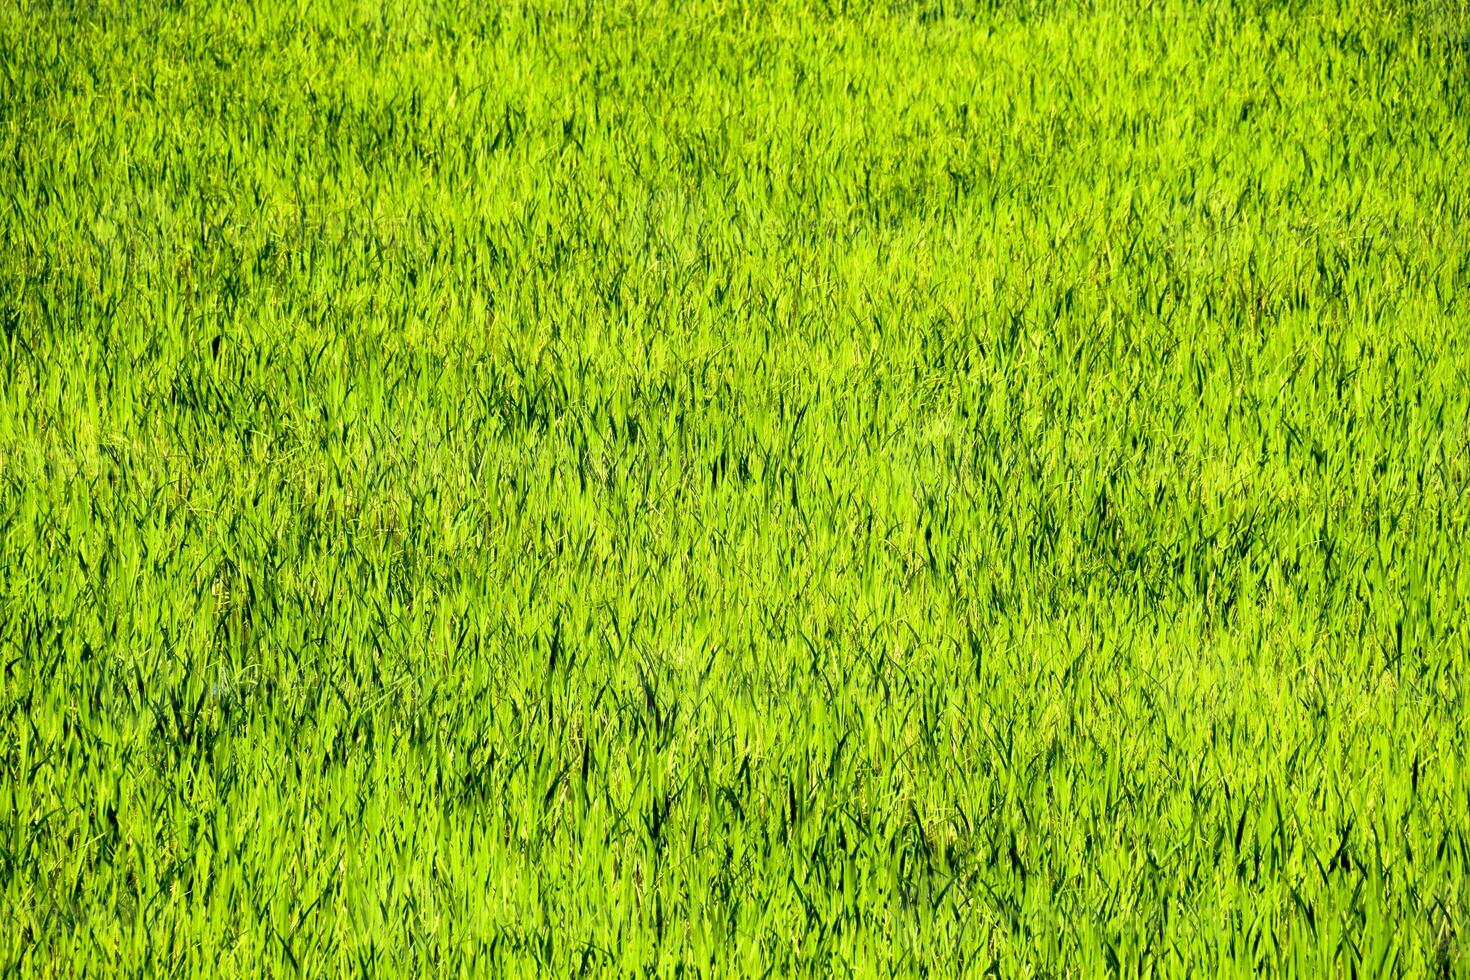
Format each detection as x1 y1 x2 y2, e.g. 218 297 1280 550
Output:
3 0 1469 974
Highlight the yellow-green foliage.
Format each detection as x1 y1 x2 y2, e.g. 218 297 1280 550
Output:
2 0 1468 974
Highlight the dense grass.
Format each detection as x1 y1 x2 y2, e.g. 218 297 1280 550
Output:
3 0 1470 973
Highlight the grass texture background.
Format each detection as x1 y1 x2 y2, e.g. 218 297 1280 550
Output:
2 0 1469 973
